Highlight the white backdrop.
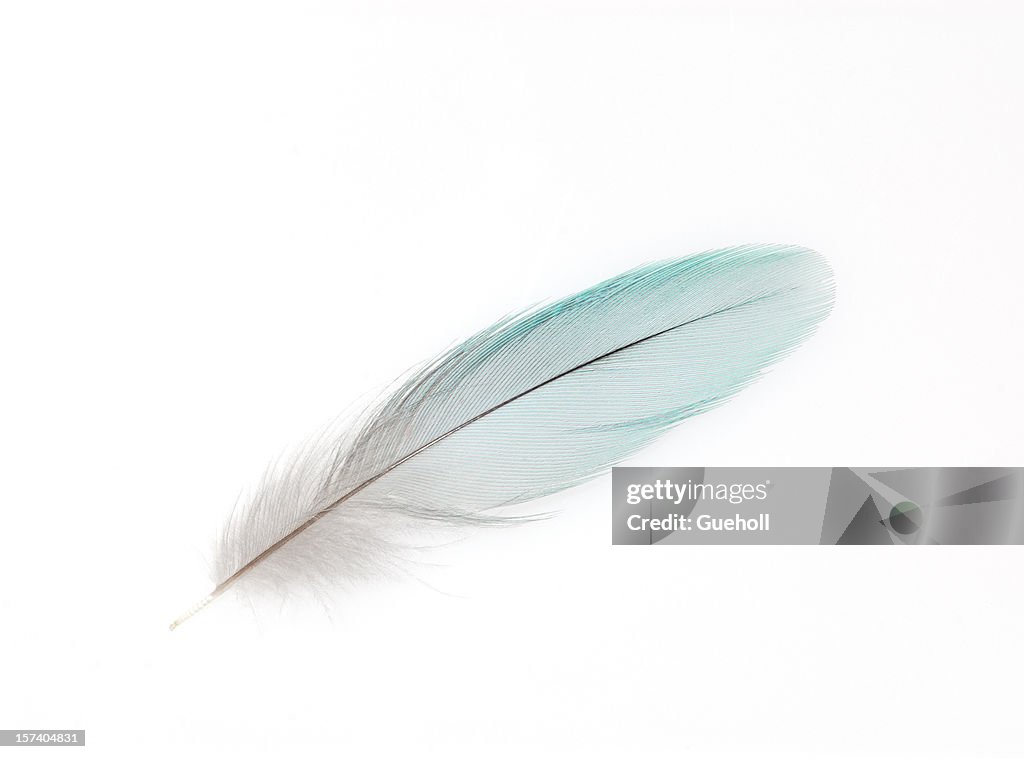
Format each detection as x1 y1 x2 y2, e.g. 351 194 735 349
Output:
1 2 1022 757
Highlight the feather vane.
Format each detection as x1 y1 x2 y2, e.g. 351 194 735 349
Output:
172 243 834 628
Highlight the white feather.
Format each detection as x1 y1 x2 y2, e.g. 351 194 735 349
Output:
172 244 834 628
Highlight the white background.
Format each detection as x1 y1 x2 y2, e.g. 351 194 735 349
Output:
1 2 1022 757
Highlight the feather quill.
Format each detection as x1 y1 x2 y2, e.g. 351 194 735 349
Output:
171 243 834 628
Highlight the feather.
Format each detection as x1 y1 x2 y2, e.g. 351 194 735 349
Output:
171 243 834 628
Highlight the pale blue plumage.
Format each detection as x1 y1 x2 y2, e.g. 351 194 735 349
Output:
342 243 831 510
195 243 833 620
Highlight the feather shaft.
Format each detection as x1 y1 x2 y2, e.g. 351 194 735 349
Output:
172 244 835 628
